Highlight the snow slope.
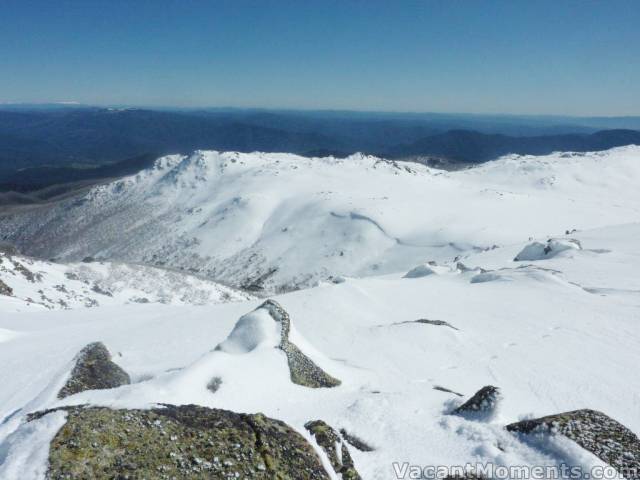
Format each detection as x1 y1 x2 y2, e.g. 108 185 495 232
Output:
0 252 252 312
0 223 639 479
0 147 639 479
2 146 640 292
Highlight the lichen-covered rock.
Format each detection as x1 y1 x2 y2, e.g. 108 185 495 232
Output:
305 420 362 480
452 386 501 419
507 409 640 479
260 300 341 388
37 405 330 479
57 342 131 399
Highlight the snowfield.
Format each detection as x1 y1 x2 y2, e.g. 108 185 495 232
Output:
0 146 639 479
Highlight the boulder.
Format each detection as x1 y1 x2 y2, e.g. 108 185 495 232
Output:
507 409 640 479
35 404 330 479
305 420 361 480
57 342 131 399
451 386 501 419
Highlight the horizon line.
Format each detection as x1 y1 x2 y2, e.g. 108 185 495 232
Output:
1 102 640 120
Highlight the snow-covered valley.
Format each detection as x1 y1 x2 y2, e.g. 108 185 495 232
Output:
1 147 639 479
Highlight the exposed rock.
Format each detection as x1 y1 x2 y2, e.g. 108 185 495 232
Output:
433 385 464 397
305 420 362 480
340 428 375 452
261 300 341 388
207 376 222 393
394 318 459 330
0 278 13 296
452 386 501 419
57 342 131 399
38 404 330 479
507 409 640 479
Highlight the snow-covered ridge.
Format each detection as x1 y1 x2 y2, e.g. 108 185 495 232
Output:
1 146 639 293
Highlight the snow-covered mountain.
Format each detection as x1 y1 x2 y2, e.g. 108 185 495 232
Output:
0 252 252 312
2 146 640 293
1 146 640 479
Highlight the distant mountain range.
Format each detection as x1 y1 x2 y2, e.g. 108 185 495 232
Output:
0 106 639 193
394 128 640 163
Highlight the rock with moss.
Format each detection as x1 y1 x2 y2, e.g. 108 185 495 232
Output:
258 299 341 388
305 419 362 480
451 386 501 420
507 409 640 479
37 404 330 479
57 342 131 399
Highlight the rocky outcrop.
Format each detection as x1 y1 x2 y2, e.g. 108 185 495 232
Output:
507 409 640 479
260 300 341 388
57 342 131 399
451 386 501 419
305 420 361 480
36 404 330 479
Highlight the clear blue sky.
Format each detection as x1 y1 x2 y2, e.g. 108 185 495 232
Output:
1 0 639 115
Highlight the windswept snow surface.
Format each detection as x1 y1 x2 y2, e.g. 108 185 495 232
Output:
0 147 640 479
2 146 640 291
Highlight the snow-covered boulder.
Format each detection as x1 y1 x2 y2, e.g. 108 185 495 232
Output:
404 261 452 278
215 305 281 354
514 238 582 261
217 300 341 388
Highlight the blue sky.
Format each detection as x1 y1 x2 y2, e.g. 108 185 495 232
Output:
1 0 639 115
